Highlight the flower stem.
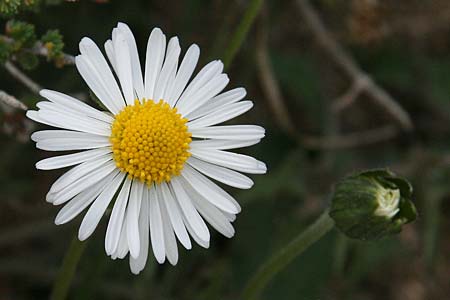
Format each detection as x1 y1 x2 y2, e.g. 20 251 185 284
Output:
241 210 334 300
51 236 87 300
222 0 264 69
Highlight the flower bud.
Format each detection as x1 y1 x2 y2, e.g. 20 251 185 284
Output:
330 169 417 240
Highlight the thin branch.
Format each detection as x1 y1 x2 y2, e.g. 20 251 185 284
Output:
255 14 296 135
301 125 399 150
332 75 370 112
253 8 397 150
295 0 413 131
4 61 42 94
0 90 27 110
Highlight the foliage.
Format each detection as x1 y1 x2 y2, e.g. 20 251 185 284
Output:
0 0 449 299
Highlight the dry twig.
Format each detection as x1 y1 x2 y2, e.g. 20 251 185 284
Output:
295 0 413 131
254 8 399 150
302 125 399 150
0 90 28 110
4 61 42 94
255 16 296 135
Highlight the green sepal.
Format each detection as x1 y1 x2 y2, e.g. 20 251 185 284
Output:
329 168 417 241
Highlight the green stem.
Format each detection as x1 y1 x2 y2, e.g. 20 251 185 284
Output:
241 210 334 300
222 0 264 69
51 236 87 300
332 232 348 274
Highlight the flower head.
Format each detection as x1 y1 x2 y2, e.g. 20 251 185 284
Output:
329 169 417 241
27 23 266 274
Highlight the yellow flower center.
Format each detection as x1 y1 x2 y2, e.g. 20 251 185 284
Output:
110 99 191 185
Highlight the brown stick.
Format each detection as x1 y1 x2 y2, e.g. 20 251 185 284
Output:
4 61 42 95
295 0 413 131
255 16 297 135
0 90 28 110
301 125 399 150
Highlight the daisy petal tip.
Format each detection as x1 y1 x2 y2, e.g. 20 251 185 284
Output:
130 267 141 275
190 43 200 53
54 216 62 226
129 248 140 259
168 258 178 266
155 256 165 264
258 161 267 173
46 192 56 203
77 231 87 242
38 89 51 98
152 27 163 35
79 37 91 45
25 110 37 121
78 226 93 242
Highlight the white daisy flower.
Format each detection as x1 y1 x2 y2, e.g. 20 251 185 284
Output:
27 22 266 274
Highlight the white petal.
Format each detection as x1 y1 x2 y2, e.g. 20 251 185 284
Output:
104 40 117 74
180 165 241 214
187 157 253 189
222 211 237 222
191 193 235 238
127 180 144 258
34 109 110 136
36 148 111 170
144 28 166 100
190 148 267 174
159 182 191 249
32 130 110 151
153 37 180 102
166 44 200 106
49 160 116 205
49 154 111 193
149 184 165 264
187 101 253 129
31 130 97 142
182 214 209 249
113 31 135 105
175 60 223 111
36 101 111 131
178 73 229 117
105 178 131 255
113 222 129 259
159 196 179 265
39 89 114 123
78 172 125 241
163 62 177 104
130 187 150 274
75 55 122 114
78 37 125 111
54 174 113 225
190 139 261 150
190 125 265 140
117 23 144 100
170 177 210 242
186 87 246 120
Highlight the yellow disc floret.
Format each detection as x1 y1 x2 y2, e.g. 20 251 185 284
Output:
110 99 191 185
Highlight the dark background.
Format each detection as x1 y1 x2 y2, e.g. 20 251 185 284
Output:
0 0 449 299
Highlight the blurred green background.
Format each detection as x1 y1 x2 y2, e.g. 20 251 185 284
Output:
0 0 449 299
